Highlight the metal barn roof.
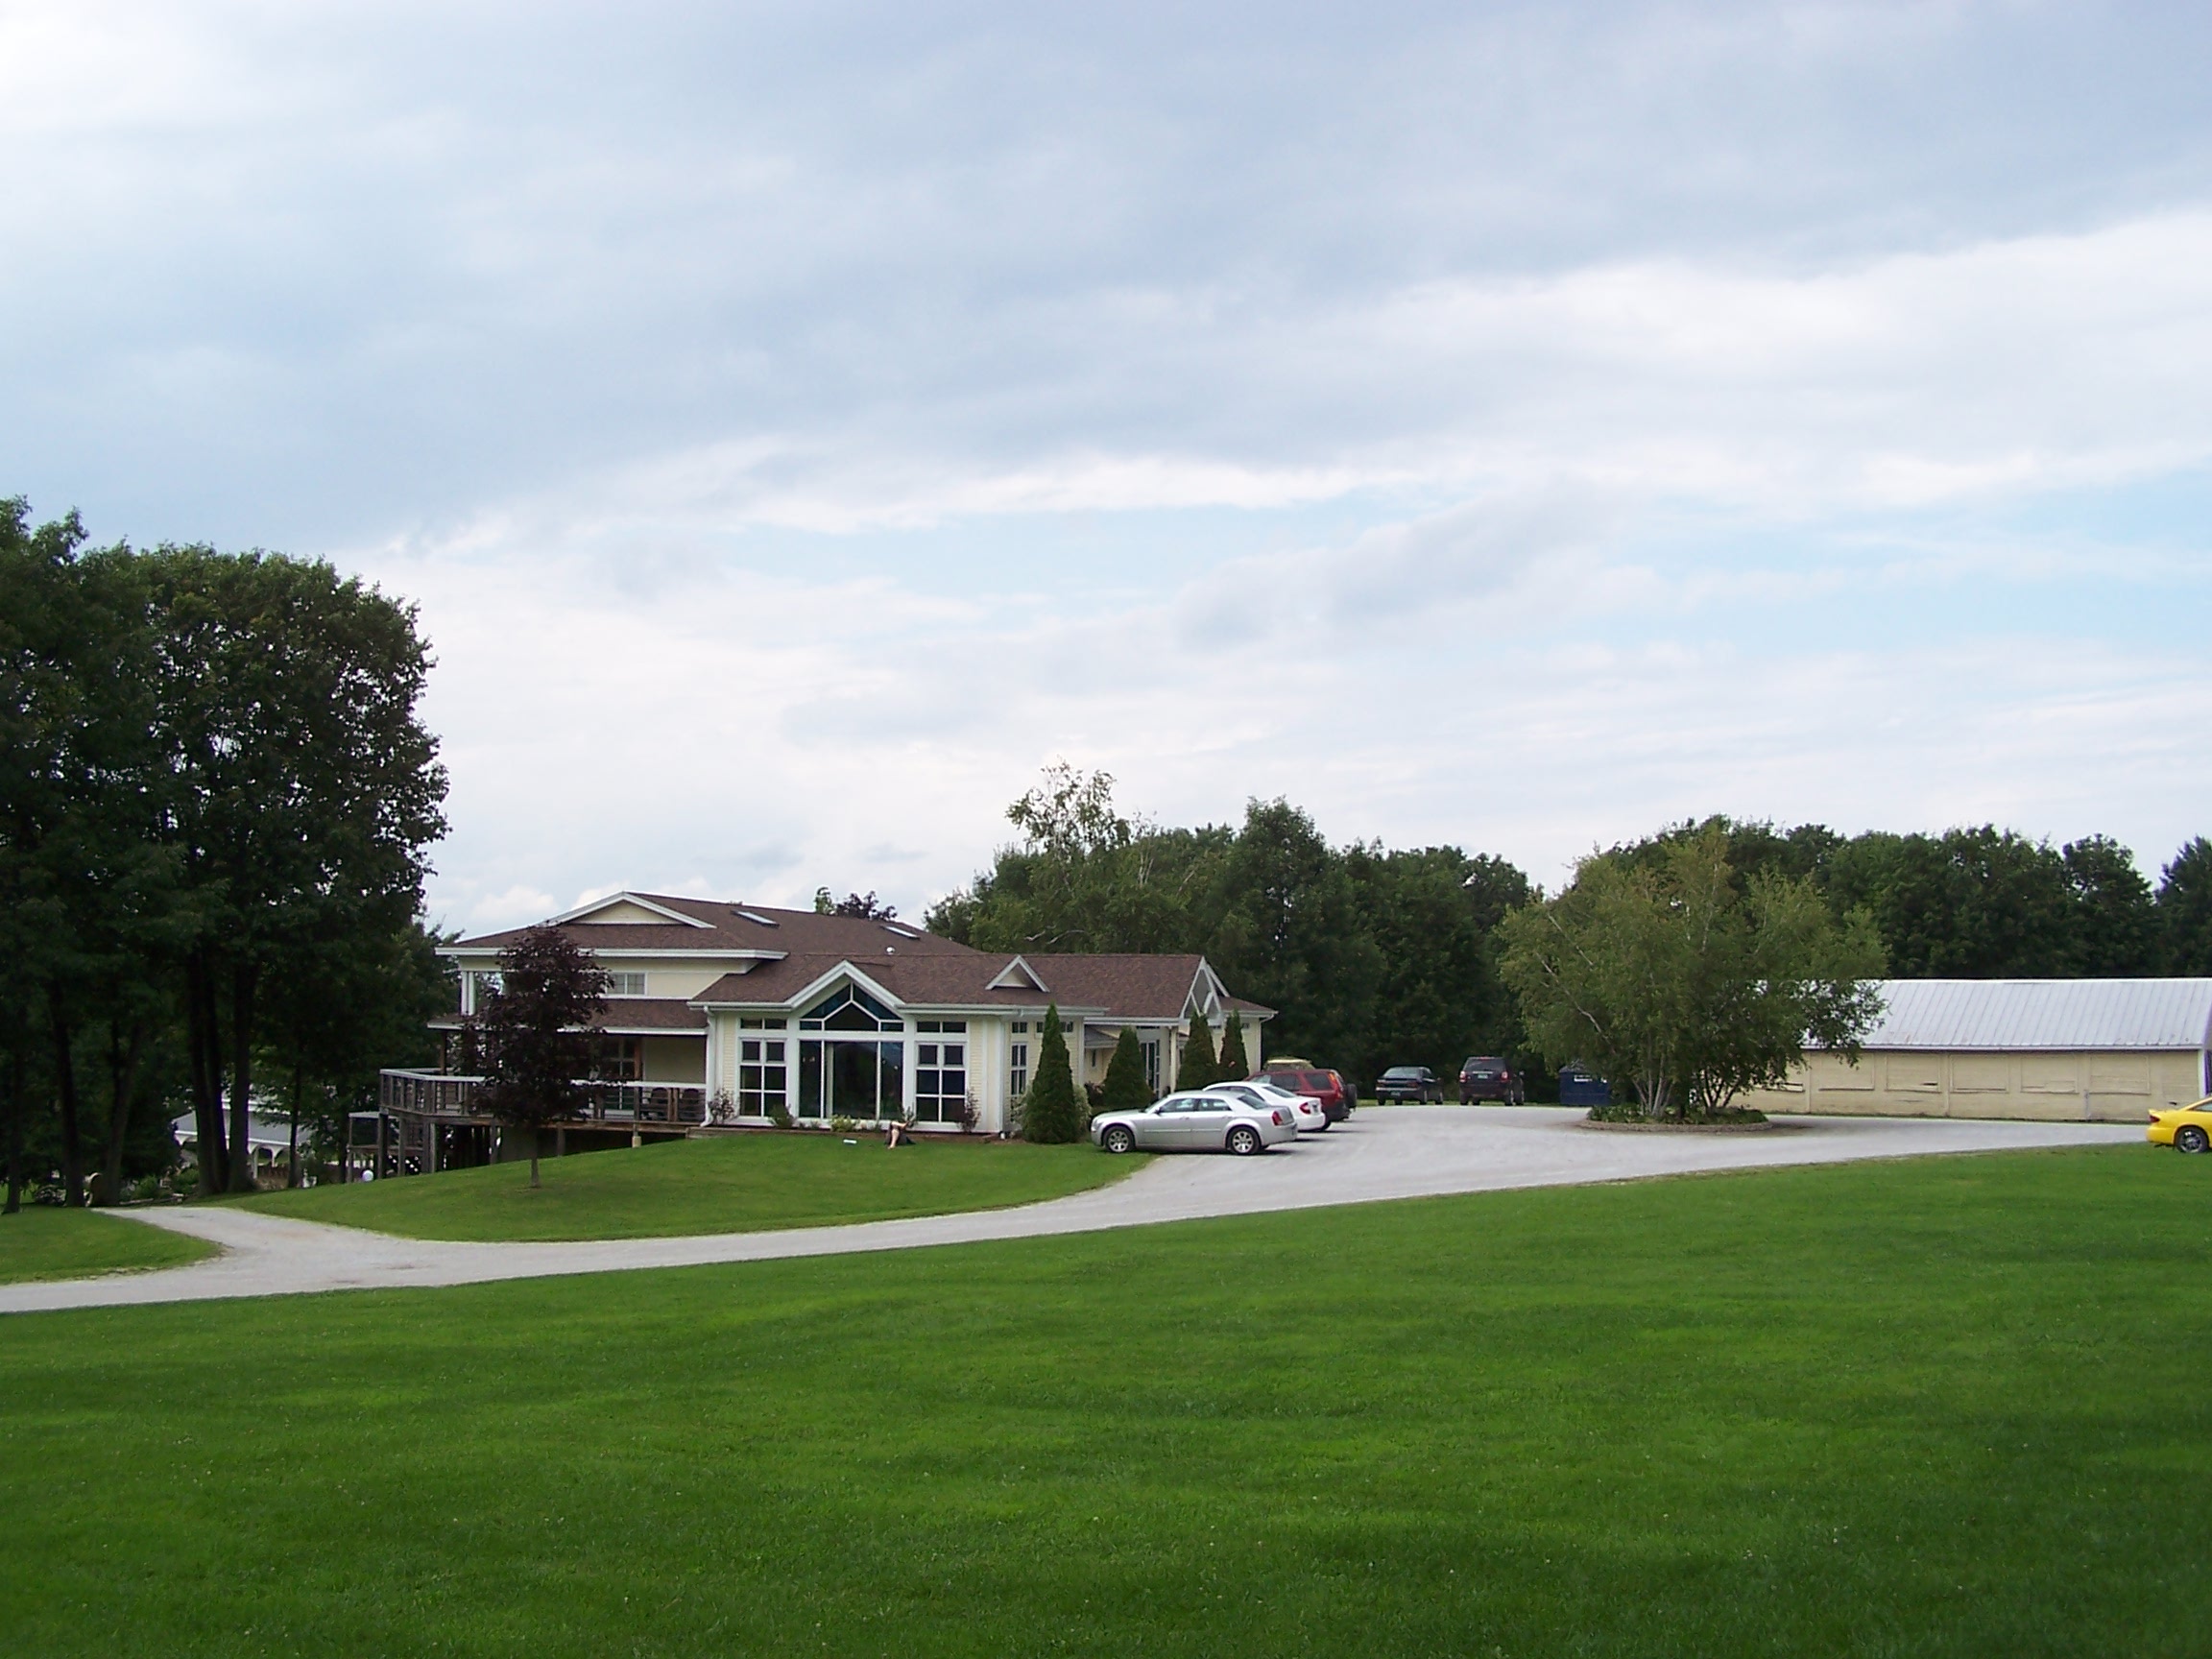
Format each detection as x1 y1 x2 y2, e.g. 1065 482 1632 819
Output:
1857 979 2212 1051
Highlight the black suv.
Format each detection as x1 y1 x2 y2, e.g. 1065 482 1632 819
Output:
1457 1056 1525 1105
1375 1066 1445 1103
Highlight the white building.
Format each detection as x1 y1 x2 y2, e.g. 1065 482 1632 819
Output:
1742 978 2212 1121
377 891 1272 1169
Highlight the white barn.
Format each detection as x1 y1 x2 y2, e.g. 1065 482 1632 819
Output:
1743 978 2212 1122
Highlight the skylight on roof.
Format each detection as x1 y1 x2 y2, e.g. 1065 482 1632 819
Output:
736 909 780 927
881 923 921 939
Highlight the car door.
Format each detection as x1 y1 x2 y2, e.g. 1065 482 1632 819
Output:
1141 1098 1191 1148
1185 1094 1238 1150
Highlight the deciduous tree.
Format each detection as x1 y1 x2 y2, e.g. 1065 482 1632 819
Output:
469 927 608 1187
1499 828 1885 1121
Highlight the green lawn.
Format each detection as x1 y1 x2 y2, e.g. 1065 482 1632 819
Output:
5 1146 2208 1656
228 1130 1143 1240
0 1205 217 1283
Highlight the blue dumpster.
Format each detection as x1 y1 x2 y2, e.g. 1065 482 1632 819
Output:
1557 1066 1611 1108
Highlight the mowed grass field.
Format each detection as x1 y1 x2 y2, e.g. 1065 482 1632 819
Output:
0 1206 217 1283
230 1131 1141 1239
6 1146 2209 1657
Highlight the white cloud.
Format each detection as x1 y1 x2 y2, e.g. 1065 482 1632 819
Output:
9 1 2212 926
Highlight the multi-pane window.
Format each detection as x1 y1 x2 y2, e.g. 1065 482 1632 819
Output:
738 1037 787 1116
1142 1037 1161 1095
599 1038 640 1081
914 1040 967 1122
602 972 647 998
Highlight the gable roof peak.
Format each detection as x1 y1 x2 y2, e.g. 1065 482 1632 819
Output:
549 891 714 928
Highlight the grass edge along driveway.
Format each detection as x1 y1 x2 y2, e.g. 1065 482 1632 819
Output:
3 1144 2208 1657
226 1130 1146 1241
0 1206 219 1284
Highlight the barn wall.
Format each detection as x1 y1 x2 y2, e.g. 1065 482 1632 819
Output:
1743 1047 2204 1121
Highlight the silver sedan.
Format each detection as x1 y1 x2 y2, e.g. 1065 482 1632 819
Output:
1090 1092 1300 1156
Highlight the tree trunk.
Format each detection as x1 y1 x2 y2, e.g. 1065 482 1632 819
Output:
48 990 84 1208
3 1046 23 1214
227 960 258 1193
528 1145 541 1189
185 951 228 1195
287 1061 301 1189
97 1017 149 1207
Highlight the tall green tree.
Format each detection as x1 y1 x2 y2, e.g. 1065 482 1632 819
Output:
1175 1011 1218 1091
148 547 446 1191
1098 1026 1152 1114
263 918 454 1185
2060 835 2159 976
1499 828 1886 1120
1208 799 1380 1070
470 927 608 1188
1021 1002 1082 1143
2157 838 2212 975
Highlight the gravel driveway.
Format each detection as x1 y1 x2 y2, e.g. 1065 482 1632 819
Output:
0 1107 2139 1314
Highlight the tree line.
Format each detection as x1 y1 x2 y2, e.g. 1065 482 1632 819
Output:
929 765 2212 1096
1 499 450 1208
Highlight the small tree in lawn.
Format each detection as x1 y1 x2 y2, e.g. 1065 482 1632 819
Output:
1099 1026 1152 1114
1175 1011 1218 1091
469 926 609 1186
1216 1010 1250 1082
1022 1002 1082 1142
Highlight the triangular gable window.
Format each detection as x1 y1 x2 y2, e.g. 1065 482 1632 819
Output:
800 983 902 1032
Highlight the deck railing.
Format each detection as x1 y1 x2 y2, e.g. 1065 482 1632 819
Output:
378 1070 709 1127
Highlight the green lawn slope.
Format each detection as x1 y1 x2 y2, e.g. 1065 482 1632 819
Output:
0 1206 216 1284
5 1146 2207 1656
229 1130 1142 1239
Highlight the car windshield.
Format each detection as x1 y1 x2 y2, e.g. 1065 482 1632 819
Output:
1382 1068 1418 1079
1301 1071 1333 1089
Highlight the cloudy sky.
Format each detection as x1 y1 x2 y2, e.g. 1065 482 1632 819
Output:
7 1 2210 930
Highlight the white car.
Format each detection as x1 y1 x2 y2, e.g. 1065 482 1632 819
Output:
1089 1091 1300 1156
1203 1079 1329 1133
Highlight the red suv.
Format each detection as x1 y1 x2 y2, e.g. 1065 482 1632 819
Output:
1256 1065 1357 1122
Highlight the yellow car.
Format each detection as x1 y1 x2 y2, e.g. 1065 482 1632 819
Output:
2148 1098 2212 1154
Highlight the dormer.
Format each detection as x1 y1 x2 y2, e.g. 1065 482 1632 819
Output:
987 955 1051 994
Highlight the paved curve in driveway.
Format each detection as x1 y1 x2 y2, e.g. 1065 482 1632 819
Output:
0 1108 2140 1314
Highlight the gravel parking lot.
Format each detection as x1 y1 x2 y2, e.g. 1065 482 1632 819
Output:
0 1106 2139 1313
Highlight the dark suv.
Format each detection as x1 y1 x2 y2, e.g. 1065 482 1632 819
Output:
1375 1066 1445 1103
1256 1066 1357 1122
1457 1056 1525 1105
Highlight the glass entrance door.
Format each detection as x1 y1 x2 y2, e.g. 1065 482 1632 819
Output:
797 1039 905 1120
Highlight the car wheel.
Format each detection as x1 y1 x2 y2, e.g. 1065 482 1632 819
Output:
1227 1124 1262 1156
2179 1125 2210 1154
1101 1123 1137 1155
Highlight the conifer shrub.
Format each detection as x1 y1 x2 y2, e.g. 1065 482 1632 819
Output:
1216 1011 1250 1082
1175 1013 1218 1091
1099 1027 1152 1115
1022 1002 1084 1143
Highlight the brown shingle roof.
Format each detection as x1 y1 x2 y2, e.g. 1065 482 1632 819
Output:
451 893 978 959
693 950 1272 1022
450 892 1273 1023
